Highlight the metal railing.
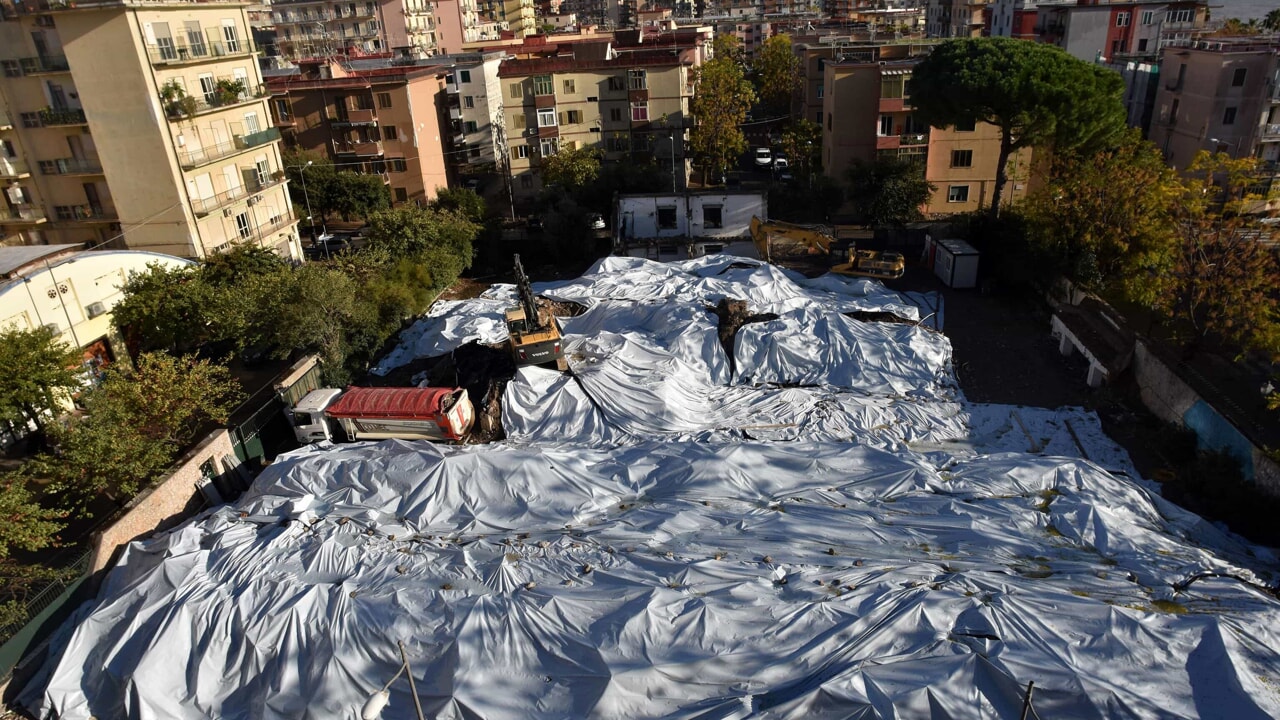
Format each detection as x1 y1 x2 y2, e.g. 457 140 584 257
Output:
900 132 929 146
332 108 377 124
1262 123 1280 138
332 138 383 155
0 159 29 177
54 204 114 221
0 550 91 648
164 85 269 120
145 37 247 64
0 205 46 222
37 157 102 175
176 128 281 168
17 54 69 74
255 212 297 238
39 107 87 126
191 176 285 215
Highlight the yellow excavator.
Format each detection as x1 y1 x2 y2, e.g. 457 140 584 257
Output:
749 216 905 280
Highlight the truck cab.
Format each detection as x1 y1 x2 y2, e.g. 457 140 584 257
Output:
288 388 344 443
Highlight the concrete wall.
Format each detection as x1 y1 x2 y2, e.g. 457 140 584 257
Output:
618 192 764 239
89 429 244 573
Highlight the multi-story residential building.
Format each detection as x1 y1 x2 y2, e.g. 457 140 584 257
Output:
0 0 299 259
271 0 405 58
987 0 1037 39
498 28 709 200
821 55 1037 214
443 51 508 173
478 0 536 37
1030 0 1208 62
793 34 935 127
1150 36 1280 172
924 0 988 38
267 57 450 205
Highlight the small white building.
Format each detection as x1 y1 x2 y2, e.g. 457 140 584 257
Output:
616 191 766 241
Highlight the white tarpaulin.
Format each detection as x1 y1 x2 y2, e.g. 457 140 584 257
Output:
26 255 1280 719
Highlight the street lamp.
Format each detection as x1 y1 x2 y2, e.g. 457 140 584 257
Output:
291 160 330 260
361 640 426 720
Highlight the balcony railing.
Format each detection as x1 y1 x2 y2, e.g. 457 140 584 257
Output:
38 158 102 175
255 212 297 239
1262 123 1280 139
900 132 929 146
145 38 248 65
0 159 30 178
332 139 383 155
164 85 269 120
445 82 459 94
0 205 45 223
177 128 281 168
18 54 70 74
39 107 87 126
54 204 115 221
190 176 282 215
332 108 377 124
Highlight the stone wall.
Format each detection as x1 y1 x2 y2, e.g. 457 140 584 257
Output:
88 430 242 573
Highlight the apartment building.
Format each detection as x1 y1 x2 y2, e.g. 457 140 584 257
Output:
987 0 1037 39
0 0 299 259
443 51 507 172
821 56 1037 214
793 34 935 127
1150 37 1280 172
1030 0 1208 62
924 0 988 38
498 29 709 200
267 57 450 205
478 0 535 37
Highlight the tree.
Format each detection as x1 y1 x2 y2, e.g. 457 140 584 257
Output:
753 34 800 116
282 148 338 222
844 157 935 227
0 326 81 441
432 187 487 223
1020 129 1181 306
1212 18 1261 35
111 262 214 354
911 38 1126 217
364 205 480 263
779 118 822 181
691 36 757 181
269 265 371 384
1265 9 1280 31
0 475 64 559
539 145 601 191
1156 152 1280 358
331 171 391 221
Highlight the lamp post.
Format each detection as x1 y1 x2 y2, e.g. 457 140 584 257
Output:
291 160 329 260
361 640 426 720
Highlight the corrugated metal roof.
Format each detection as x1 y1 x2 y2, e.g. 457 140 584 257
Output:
0 244 83 278
324 386 459 420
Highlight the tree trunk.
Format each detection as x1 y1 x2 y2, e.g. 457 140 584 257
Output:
990 132 1014 219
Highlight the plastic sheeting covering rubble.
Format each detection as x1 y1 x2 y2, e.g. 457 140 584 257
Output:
27 255 1280 719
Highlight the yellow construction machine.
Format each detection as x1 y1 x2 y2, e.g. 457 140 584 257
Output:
506 254 569 371
749 216 905 280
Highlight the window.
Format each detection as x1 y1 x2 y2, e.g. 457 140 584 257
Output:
1166 8 1192 23
657 206 677 229
199 73 216 103
274 98 292 121
562 110 582 124
539 138 558 156
1141 10 1154 24
950 149 973 168
608 76 625 91
465 120 478 133
512 113 526 129
459 69 471 83
463 95 475 109
947 185 969 203
537 108 557 127
1223 107 1237 125
234 211 251 239
255 158 270 185
394 187 408 202
389 158 407 172
815 111 822 124
222 19 240 53
470 145 481 158
610 107 623 122
1232 68 1247 87
377 92 392 108
703 205 722 229
954 118 976 132
1116 11 1129 27
880 76 904 99
878 115 893 136
1138 39 1149 52
2 60 20 77
509 83 523 99
631 102 648 122
816 84 824 99
514 145 529 159
562 78 576 94
628 69 647 90
533 74 554 96
607 134 629 152
383 125 398 140
827 112 832 131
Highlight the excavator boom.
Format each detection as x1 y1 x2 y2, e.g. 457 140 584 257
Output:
750 215 904 280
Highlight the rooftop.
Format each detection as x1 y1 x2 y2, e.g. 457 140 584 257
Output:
0 244 83 279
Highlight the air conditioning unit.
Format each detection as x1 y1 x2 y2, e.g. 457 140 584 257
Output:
525 128 536 136
247 196 259 206
43 323 60 335
85 302 106 318
223 208 235 217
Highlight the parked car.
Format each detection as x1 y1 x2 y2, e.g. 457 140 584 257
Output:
526 216 544 232
587 213 606 230
754 147 772 167
311 233 350 254
463 178 481 192
773 156 789 170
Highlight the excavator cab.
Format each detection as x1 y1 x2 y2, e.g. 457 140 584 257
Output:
506 255 569 371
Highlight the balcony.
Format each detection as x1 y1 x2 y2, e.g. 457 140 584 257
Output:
275 113 296 128
0 159 30 179
445 82 459 94
38 157 102 175
255 212 298 239
164 85 270 121
146 38 250 66
0 111 11 130
1262 123 1280 140
900 131 929 146
449 107 462 121
332 139 383 155
177 128 281 169
18 54 70 74
190 176 284 216
54 204 115 222
0 205 46 225
39 107 87 126
332 108 377 125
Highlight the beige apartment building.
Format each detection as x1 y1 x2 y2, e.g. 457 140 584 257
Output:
822 56 1036 215
1150 37 1280 174
793 34 935 128
0 0 300 259
268 57 451 206
271 0 453 58
498 29 709 201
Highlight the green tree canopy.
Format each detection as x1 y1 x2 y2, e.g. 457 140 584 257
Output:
1265 9 1280 31
844 157 935 227
0 325 81 439
1020 129 1181 306
911 37 1126 216
539 145 601 191
779 118 822 179
0 475 64 559
752 34 800 116
282 148 338 222
365 205 480 262
691 36 757 180
432 187 487 223
331 171 392 221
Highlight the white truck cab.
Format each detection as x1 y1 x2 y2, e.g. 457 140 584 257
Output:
288 388 345 443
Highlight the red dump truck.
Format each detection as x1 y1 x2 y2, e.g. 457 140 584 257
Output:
288 386 475 444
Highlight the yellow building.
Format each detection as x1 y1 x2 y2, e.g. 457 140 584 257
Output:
821 56 1036 216
0 0 300 260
